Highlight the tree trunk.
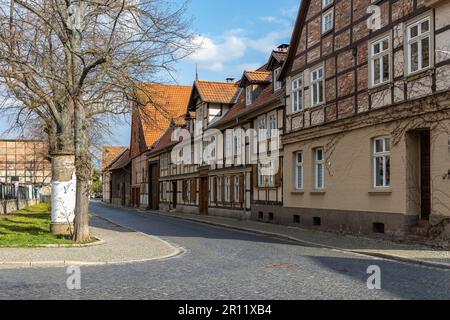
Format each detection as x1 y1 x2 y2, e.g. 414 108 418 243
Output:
50 120 76 236
73 103 91 243
50 153 76 235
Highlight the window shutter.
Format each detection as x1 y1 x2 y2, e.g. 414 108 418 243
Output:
191 179 197 203
239 174 244 203
230 176 235 203
252 164 258 188
275 161 282 188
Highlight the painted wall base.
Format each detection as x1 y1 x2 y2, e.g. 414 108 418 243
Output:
51 222 73 236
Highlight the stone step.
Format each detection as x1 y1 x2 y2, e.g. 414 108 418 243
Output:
410 226 430 237
417 219 430 228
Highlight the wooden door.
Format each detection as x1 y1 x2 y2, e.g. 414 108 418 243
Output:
149 163 159 210
199 177 208 215
172 181 177 209
121 183 126 206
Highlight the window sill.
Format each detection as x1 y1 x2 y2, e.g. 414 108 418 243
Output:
368 82 393 94
310 189 326 195
321 28 334 37
291 190 305 195
368 188 392 195
404 67 435 82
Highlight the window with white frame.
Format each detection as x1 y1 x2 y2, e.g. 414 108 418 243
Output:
224 176 231 202
268 112 277 137
314 148 325 189
258 160 276 188
407 17 431 74
217 176 222 201
234 176 240 202
322 0 333 8
322 8 334 34
258 115 267 141
257 163 266 187
295 152 303 190
373 137 391 188
370 36 391 86
233 134 239 156
292 77 303 113
225 131 233 158
246 86 253 106
273 67 282 91
311 67 325 106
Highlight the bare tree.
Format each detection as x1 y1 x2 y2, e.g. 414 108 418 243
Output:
0 0 195 241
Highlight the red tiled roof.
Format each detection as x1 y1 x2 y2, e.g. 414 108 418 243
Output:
134 83 192 149
243 70 272 84
110 148 131 170
102 146 127 170
211 85 285 128
271 50 288 64
194 80 242 104
149 126 179 154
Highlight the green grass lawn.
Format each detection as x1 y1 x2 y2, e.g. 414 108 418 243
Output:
0 203 74 247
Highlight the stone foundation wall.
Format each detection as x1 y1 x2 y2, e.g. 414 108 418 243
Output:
0 198 39 215
252 204 418 239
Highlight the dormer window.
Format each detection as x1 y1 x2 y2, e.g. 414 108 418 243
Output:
273 68 282 91
246 86 253 106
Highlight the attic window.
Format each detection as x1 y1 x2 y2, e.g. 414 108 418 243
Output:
246 86 253 106
273 68 282 91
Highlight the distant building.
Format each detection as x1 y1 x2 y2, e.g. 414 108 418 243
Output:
0 139 51 199
102 146 128 203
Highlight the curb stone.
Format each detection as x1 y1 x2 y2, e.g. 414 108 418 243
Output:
0 238 106 249
144 210 450 271
0 215 184 269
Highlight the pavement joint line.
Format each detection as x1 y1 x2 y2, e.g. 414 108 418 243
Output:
138 209 450 271
91 213 186 261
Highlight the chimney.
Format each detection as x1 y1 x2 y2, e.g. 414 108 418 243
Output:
226 78 235 83
277 44 289 52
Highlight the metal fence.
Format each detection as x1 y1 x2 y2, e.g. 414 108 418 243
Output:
0 183 16 200
0 183 41 201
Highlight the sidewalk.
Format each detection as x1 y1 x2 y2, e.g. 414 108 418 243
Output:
0 215 180 269
148 210 450 269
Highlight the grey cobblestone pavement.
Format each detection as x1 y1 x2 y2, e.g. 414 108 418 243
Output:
149 210 450 268
0 202 449 300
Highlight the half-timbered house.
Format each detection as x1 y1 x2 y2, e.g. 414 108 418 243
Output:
129 84 192 208
279 0 450 238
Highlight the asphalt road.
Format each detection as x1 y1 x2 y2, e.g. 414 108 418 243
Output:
0 201 449 300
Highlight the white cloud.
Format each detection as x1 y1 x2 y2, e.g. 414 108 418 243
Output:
189 35 247 72
259 16 278 23
248 29 292 54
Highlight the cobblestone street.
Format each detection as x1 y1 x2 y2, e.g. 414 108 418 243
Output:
0 202 449 300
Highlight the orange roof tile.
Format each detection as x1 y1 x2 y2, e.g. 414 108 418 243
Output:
102 146 127 170
110 148 131 170
194 80 242 104
150 126 179 154
135 83 192 148
271 50 288 63
211 85 285 128
244 70 272 84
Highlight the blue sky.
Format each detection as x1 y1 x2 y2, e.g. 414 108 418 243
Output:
0 0 299 147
